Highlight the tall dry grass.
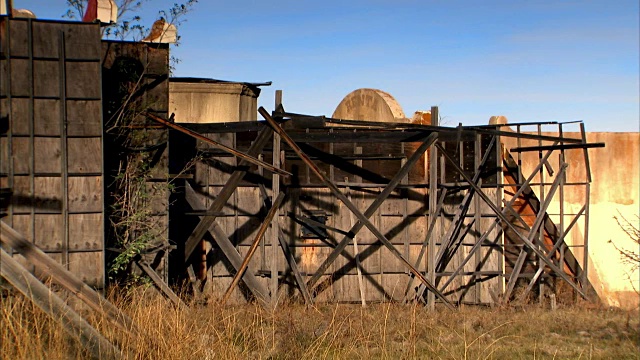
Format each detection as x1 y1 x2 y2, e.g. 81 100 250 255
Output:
1 287 638 359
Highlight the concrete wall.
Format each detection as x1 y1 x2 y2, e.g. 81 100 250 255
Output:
169 80 259 123
502 130 639 309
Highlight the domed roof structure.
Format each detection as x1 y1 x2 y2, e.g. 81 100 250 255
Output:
332 88 407 122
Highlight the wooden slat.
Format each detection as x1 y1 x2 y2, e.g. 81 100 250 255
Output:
136 260 186 308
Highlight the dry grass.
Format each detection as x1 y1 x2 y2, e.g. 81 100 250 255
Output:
1 288 638 359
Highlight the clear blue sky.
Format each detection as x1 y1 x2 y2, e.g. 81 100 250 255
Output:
14 1 640 131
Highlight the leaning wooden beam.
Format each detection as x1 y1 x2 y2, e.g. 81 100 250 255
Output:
184 126 274 261
259 107 454 309
136 260 186 308
277 228 314 305
434 137 496 271
436 144 586 298
143 112 290 177
0 248 121 360
221 192 286 305
0 221 135 332
503 247 530 303
184 183 269 304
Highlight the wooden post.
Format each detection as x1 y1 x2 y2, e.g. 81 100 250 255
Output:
271 90 282 305
346 178 366 307
0 248 121 360
427 106 439 309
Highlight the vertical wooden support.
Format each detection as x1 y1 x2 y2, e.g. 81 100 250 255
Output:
580 123 591 292
0 249 121 360
427 106 439 309
473 133 482 303
59 30 70 271
271 90 282 304
346 178 366 306
537 124 545 303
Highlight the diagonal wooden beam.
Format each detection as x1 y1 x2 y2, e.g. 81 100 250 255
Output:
259 107 454 309
136 259 186 308
0 221 135 333
222 192 286 305
184 183 269 304
436 144 586 298
437 146 562 294
144 112 290 177
503 163 567 302
184 126 274 261
0 248 121 360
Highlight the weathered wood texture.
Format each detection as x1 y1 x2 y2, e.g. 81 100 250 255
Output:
0 18 105 288
169 124 503 305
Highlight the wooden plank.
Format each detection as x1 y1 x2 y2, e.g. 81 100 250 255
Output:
0 221 135 332
184 182 269 304
0 248 121 360
136 260 186 308
67 176 101 212
510 142 605 153
222 192 285 305
67 138 101 173
260 108 453 308
183 126 274 261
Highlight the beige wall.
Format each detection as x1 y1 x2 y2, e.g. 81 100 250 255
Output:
502 131 639 308
169 82 258 123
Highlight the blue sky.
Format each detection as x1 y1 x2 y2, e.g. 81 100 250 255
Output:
14 1 640 131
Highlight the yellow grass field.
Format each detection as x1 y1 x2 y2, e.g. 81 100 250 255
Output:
1 288 638 359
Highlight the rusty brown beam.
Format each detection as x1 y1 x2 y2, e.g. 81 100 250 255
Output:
259 107 454 309
143 112 290 177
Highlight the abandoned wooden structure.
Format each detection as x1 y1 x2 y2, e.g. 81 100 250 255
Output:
168 98 602 306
